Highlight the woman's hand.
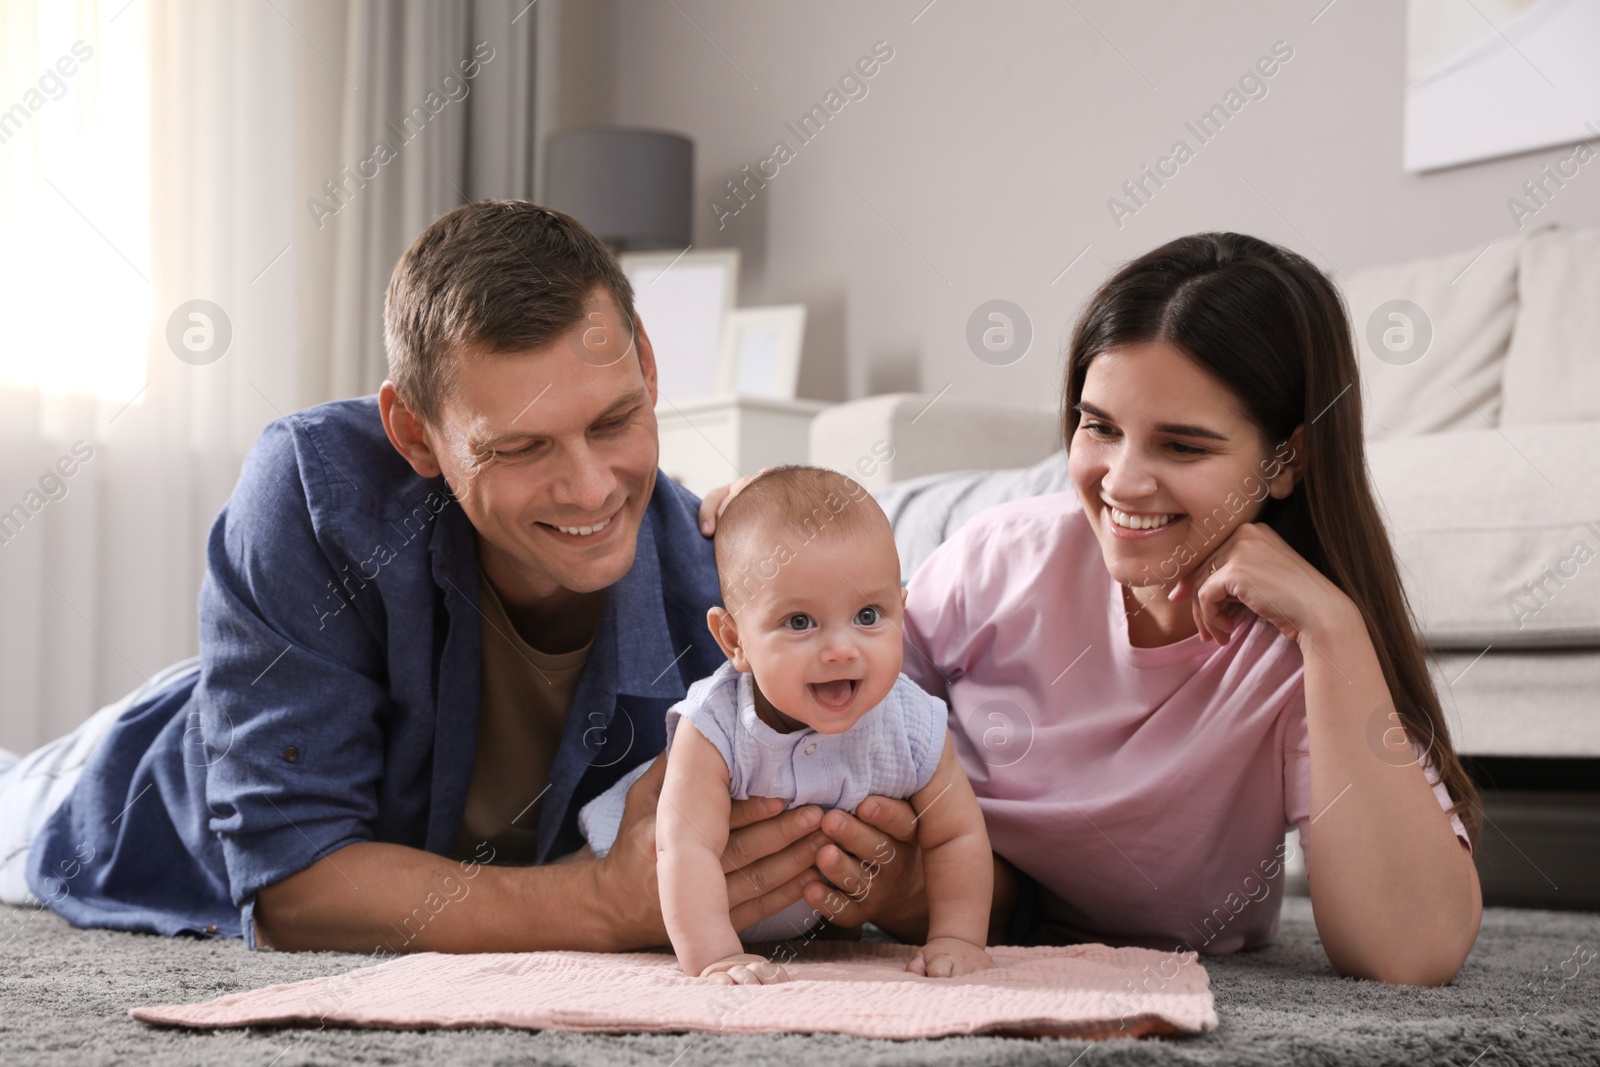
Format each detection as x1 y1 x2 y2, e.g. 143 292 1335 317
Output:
699 952 790 985
1166 521 1356 647
595 754 827 949
696 470 769 536
908 937 996 978
804 796 929 943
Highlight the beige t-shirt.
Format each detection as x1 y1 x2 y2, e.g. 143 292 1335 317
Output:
447 572 594 864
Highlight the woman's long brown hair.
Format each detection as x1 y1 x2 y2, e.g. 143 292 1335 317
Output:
1062 232 1480 845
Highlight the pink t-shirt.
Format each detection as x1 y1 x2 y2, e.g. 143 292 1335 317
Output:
902 490 1468 954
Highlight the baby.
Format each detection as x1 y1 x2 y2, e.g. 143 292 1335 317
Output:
579 465 995 983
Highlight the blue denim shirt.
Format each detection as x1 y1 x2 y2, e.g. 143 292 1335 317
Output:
28 397 724 946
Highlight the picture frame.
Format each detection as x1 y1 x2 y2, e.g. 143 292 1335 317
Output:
717 305 807 400
619 248 739 404
1403 0 1600 172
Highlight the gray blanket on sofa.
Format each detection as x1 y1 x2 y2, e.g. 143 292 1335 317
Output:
876 451 1070 577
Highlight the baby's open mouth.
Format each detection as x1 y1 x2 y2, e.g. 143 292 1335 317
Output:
808 678 859 709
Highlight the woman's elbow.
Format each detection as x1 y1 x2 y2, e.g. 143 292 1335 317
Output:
1330 907 1482 986
1336 952 1467 987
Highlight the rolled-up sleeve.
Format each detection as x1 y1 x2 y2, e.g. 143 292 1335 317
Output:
196 417 393 920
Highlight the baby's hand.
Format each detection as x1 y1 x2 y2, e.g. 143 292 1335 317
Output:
699 952 790 985
907 937 996 978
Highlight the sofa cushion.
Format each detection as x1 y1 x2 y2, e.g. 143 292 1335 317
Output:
877 426 1600 650
1501 225 1600 424
1339 238 1521 441
1368 422 1600 649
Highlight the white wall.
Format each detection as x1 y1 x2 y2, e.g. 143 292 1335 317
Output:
559 0 1600 406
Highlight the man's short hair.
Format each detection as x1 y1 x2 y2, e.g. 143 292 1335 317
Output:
714 465 895 610
383 200 637 424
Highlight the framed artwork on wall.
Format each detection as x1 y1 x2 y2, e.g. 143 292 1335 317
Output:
1404 0 1600 172
717 305 806 400
619 248 740 404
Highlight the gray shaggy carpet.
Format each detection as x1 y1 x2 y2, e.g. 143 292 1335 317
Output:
1 896 1597 1066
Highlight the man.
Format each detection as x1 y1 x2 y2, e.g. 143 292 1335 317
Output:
0 202 907 953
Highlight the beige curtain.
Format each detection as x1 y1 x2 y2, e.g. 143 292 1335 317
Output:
326 0 543 399
0 0 547 752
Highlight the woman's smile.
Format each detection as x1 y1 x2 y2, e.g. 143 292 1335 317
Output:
1107 506 1185 534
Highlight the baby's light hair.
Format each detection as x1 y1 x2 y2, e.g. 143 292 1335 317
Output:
714 465 896 611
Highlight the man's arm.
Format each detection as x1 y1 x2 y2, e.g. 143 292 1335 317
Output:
255 754 830 953
256 841 603 953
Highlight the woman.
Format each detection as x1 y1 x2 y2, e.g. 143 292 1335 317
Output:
706 233 1481 985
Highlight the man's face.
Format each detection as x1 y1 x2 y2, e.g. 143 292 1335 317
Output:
424 287 660 602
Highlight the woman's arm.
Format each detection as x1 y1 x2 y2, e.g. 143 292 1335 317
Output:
1296 599 1482 984
1183 523 1481 985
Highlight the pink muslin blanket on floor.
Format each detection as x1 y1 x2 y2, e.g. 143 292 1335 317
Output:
131 941 1218 1040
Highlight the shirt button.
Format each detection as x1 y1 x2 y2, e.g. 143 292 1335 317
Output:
204 924 218 934
804 742 817 755
282 746 299 763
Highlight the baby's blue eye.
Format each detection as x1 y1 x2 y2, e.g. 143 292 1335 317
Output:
856 606 880 626
784 613 814 631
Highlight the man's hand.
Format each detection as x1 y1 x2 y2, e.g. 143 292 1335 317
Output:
699 952 791 985
908 937 996 978
696 470 768 536
254 756 828 955
595 754 829 949
804 796 929 942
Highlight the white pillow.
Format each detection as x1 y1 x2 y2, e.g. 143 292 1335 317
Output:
1501 225 1600 424
1339 238 1521 441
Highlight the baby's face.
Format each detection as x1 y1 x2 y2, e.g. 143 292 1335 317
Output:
715 524 905 734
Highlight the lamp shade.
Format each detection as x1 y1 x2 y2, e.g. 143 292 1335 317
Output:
543 128 693 251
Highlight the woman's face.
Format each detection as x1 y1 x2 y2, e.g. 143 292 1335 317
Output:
1067 340 1300 591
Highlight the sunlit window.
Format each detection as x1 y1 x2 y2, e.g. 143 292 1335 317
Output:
0 0 149 401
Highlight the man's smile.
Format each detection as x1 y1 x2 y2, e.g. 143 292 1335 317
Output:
536 502 625 542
